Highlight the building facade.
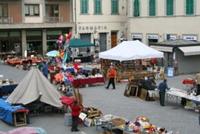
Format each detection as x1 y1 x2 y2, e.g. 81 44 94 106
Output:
74 0 127 52
1 0 200 56
0 0 73 56
128 0 200 45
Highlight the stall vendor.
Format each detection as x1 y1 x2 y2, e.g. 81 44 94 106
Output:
139 77 156 91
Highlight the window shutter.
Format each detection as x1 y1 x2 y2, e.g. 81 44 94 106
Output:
186 0 194 15
167 0 173 16
149 0 156 16
133 0 140 17
111 0 118 14
95 0 101 14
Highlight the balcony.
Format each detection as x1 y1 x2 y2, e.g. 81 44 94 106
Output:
44 16 64 23
0 17 13 24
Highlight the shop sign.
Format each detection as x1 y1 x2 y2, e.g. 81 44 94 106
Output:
78 25 107 32
132 33 142 39
182 35 197 41
147 34 159 39
166 34 177 40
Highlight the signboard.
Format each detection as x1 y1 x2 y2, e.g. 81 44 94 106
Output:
147 34 159 39
166 34 177 40
167 67 174 77
132 33 143 39
182 35 197 41
78 25 107 33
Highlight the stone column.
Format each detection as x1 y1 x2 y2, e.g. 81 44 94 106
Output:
42 29 47 55
21 30 27 57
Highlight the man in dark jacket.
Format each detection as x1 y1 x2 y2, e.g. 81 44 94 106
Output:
158 79 169 106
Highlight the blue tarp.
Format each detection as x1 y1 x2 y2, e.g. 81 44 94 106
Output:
0 99 25 125
0 84 18 96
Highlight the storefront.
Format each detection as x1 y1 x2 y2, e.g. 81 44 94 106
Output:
147 33 159 46
132 33 142 41
80 33 91 53
46 30 62 51
166 34 177 40
26 30 42 55
46 29 69 51
150 39 200 74
0 31 21 55
99 33 107 52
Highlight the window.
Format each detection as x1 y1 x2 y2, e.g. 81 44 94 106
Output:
149 0 156 16
94 0 102 14
111 0 119 15
133 0 140 17
166 0 174 16
0 4 8 17
80 0 88 14
46 4 59 17
185 0 194 15
25 4 40 16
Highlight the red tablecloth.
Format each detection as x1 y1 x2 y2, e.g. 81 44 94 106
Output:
182 79 195 85
72 77 105 87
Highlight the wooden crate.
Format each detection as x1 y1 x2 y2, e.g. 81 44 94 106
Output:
13 111 27 127
139 88 148 100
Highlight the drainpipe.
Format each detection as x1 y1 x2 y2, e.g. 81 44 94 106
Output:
74 0 77 35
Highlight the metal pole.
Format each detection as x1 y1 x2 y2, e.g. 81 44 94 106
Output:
74 0 77 34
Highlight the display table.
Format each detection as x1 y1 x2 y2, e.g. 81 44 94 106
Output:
166 88 200 104
72 77 105 88
0 99 28 126
117 71 156 82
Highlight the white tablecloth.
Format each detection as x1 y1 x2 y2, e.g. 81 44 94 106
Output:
167 88 200 103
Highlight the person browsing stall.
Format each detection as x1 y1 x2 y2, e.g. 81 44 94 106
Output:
106 65 117 89
158 79 169 106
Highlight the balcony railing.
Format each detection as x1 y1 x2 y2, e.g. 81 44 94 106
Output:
0 17 13 24
44 16 64 23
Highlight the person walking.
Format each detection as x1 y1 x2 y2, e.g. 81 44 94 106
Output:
42 61 48 78
70 100 81 132
158 79 169 106
106 65 117 89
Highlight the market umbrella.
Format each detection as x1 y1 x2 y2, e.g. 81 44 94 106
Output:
46 50 59 57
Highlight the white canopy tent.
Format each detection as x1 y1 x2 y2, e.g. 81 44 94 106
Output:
99 40 163 61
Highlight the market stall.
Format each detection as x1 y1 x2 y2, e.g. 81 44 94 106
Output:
5 56 43 70
69 38 95 63
99 40 163 82
166 87 200 111
6 68 63 115
94 114 172 134
99 41 163 100
150 39 200 74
